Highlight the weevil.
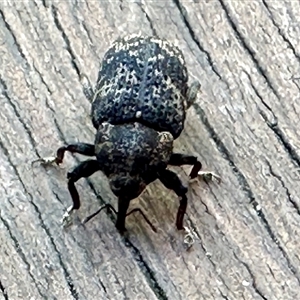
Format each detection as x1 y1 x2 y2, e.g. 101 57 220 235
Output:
38 35 220 233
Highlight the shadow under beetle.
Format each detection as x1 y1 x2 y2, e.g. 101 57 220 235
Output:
38 35 220 233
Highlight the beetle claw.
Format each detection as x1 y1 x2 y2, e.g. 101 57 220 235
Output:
183 226 195 250
61 206 75 228
31 156 59 167
189 171 221 184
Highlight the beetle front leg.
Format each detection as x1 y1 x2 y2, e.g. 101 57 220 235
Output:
158 169 188 230
169 153 201 179
62 159 101 227
33 143 95 166
169 153 221 183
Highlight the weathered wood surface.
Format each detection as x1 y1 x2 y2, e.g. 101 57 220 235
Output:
1 1 300 299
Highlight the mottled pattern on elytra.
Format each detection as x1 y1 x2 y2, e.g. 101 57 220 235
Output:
94 122 173 198
91 36 189 139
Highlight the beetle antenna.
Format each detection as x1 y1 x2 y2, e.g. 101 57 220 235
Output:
126 208 157 232
83 205 157 232
82 204 117 224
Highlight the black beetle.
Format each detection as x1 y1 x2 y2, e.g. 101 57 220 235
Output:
38 35 220 233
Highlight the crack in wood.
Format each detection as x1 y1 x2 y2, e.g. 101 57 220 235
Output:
237 258 268 300
0 209 46 299
137 3 157 36
0 9 29 69
51 5 81 78
193 101 300 284
49 113 169 300
262 0 300 62
266 160 300 216
0 140 80 300
0 76 39 156
0 279 9 300
124 239 168 300
219 0 280 100
1 1 300 298
173 0 222 80
245 71 300 178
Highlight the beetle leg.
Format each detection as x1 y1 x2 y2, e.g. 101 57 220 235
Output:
33 143 95 166
194 171 221 184
168 153 221 183
169 153 201 179
62 159 101 227
80 73 95 102
56 143 95 164
186 80 201 109
158 169 188 230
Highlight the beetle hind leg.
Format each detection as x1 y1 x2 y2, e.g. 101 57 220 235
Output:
62 159 101 227
185 80 201 109
80 73 95 102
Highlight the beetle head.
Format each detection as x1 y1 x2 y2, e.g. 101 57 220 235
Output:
95 122 174 200
109 174 147 199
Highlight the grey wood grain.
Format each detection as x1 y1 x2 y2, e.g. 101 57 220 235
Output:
0 1 299 299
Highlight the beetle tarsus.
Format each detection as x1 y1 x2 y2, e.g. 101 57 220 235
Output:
183 226 195 250
190 171 221 184
61 205 75 228
31 156 59 166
